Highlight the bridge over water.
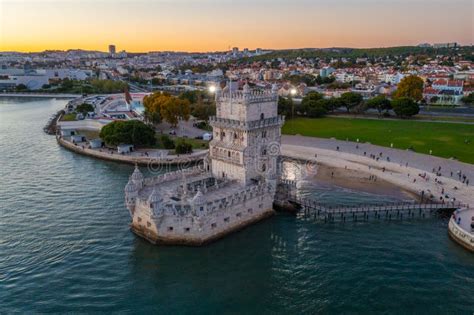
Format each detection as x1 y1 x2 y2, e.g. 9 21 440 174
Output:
286 193 466 223
276 180 466 222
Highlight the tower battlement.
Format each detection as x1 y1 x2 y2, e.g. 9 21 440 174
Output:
216 90 278 105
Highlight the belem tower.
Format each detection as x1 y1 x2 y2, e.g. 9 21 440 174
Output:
124 83 285 245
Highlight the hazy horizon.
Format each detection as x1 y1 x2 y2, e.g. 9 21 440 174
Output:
1 0 472 52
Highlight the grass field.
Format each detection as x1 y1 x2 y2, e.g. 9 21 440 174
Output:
282 117 474 164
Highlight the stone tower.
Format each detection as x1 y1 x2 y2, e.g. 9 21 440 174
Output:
208 83 284 186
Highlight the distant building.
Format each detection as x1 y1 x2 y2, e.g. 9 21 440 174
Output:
232 47 239 56
109 45 116 55
423 79 464 105
319 67 335 78
433 42 457 48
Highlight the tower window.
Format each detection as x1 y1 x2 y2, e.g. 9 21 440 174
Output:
262 164 266 172
260 113 264 120
228 151 231 157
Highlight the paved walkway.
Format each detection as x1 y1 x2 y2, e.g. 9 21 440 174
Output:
58 137 207 166
282 135 474 185
281 135 474 207
454 209 474 234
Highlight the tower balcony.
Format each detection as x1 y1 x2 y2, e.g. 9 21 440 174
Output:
209 115 285 131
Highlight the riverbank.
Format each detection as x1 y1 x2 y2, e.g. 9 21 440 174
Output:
313 163 420 201
0 92 80 98
57 136 207 166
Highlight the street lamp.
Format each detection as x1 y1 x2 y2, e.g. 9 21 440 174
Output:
209 85 216 93
290 88 297 96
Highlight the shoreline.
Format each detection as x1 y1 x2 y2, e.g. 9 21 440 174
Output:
0 92 80 98
312 163 421 201
281 143 473 208
57 136 207 166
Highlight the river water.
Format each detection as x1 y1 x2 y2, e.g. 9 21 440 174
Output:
0 98 473 314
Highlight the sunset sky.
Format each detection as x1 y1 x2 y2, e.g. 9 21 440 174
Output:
0 0 472 52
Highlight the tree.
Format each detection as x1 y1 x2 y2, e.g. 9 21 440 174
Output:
325 97 344 112
144 92 168 124
461 93 474 105
191 101 216 121
306 99 328 118
76 103 94 114
99 120 156 146
16 84 28 91
366 95 392 116
301 92 324 114
181 90 216 120
429 96 439 104
160 97 190 127
340 92 363 113
393 75 424 102
391 97 419 118
277 96 293 117
160 135 175 149
144 92 191 126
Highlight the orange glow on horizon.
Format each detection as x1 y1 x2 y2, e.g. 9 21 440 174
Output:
1 0 472 53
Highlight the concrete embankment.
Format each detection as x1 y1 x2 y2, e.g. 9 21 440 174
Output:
57 137 207 167
0 93 80 98
448 209 474 252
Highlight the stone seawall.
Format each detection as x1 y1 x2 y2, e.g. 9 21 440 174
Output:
131 209 274 246
57 137 206 167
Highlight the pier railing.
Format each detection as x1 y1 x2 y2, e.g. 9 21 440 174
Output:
287 193 468 222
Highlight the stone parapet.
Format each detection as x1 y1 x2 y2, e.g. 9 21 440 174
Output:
209 115 285 131
448 209 474 252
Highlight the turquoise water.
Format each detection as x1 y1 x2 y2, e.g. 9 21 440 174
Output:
0 98 473 314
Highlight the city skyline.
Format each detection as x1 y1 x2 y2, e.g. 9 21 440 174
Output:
0 0 472 52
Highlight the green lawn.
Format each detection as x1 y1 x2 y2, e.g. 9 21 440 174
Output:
153 134 209 152
283 117 474 164
61 113 76 121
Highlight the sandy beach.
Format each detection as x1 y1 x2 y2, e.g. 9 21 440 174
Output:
313 164 420 201
281 136 474 208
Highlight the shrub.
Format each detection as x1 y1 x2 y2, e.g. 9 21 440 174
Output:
76 103 94 114
175 139 193 154
160 135 175 149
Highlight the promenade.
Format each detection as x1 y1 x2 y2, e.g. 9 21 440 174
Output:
0 92 79 98
57 137 207 166
281 135 474 207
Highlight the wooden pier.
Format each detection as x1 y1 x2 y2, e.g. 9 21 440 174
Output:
287 194 466 222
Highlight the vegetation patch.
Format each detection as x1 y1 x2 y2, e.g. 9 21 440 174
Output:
283 117 474 164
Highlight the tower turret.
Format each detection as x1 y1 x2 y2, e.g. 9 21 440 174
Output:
130 164 144 189
125 180 138 214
